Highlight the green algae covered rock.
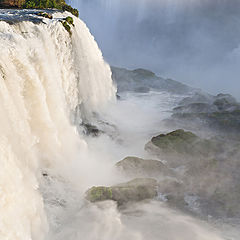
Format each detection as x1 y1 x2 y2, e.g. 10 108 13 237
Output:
37 11 53 19
150 129 221 158
61 20 71 35
86 178 158 205
86 186 112 202
145 129 223 169
65 16 73 25
151 129 198 155
61 16 74 35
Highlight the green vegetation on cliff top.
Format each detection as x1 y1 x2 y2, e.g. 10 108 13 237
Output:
0 0 79 17
24 0 78 17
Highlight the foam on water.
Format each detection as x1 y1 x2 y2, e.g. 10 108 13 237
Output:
0 11 115 240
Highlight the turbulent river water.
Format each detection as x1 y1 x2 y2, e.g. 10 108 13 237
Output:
0 9 239 240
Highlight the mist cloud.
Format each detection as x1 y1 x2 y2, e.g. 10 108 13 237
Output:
67 0 240 98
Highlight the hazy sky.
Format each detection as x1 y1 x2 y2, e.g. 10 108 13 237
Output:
68 0 240 98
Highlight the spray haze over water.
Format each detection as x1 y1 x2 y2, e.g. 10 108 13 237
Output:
0 11 115 239
68 0 240 98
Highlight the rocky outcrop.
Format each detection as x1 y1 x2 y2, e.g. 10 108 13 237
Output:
166 92 240 137
116 156 174 178
85 178 158 205
61 16 74 35
111 66 193 94
178 92 213 106
177 93 240 113
145 129 240 218
146 129 221 164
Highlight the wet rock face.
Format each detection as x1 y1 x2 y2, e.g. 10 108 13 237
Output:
85 178 158 205
145 128 240 218
81 123 103 137
178 92 240 112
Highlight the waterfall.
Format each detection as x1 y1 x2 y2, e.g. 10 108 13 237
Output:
0 11 115 240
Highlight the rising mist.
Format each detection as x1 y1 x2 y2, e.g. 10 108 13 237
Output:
68 0 240 98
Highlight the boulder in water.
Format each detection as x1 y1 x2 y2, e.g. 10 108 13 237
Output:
116 156 174 178
145 129 222 168
85 178 158 205
169 92 240 136
145 128 240 217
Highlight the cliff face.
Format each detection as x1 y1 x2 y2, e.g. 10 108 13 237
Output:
0 0 25 7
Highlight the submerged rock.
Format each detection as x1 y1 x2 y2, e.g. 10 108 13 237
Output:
85 178 158 205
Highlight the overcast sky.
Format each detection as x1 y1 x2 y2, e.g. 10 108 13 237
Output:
68 0 240 98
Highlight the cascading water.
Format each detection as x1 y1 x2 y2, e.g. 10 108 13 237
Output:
0 10 115 240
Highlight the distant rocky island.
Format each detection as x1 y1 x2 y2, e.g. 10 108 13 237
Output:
0 0 78 16
111 66 194 95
